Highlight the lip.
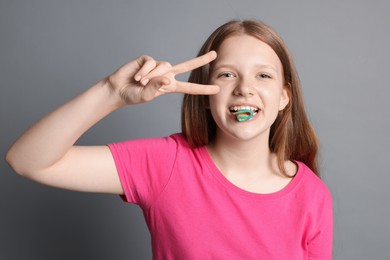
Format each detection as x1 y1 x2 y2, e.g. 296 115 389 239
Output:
228 104 260 113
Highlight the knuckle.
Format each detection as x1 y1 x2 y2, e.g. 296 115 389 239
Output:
139 54 152 60
138 55 156 66
160 61 172 68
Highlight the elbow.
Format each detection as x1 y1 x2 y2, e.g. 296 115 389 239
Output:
5 148 28 177
5 149 19 174
6 147 50 180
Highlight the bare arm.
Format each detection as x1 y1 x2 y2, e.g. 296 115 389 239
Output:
5 51 219 194
6 81 124 194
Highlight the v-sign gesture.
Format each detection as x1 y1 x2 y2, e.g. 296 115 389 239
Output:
106 51 220 105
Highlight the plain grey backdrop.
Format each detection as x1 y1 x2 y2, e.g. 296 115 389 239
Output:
1 0 389 259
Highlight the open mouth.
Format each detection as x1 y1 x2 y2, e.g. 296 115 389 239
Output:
229 106 259 122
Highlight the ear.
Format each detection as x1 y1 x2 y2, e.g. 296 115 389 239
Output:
278 84 290 111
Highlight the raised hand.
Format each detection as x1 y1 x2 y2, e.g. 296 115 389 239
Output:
106 51 220 105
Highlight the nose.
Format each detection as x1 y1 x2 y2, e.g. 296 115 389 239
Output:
233 77 255 97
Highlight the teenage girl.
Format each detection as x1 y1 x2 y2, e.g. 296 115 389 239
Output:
6 20 333 259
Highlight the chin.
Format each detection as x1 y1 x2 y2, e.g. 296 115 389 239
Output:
220 127 269 143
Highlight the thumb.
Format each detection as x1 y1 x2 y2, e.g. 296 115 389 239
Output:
141 76 171 101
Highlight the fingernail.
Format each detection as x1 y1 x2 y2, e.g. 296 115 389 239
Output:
134 75 141 81
141 78 149 85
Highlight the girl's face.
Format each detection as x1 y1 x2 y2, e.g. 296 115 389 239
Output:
208 34 289 142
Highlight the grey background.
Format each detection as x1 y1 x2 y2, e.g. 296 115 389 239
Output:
1 0 389 259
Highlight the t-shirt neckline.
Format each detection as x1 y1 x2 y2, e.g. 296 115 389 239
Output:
198 145 305 200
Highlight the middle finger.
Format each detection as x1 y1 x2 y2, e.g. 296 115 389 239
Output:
171 51 217 75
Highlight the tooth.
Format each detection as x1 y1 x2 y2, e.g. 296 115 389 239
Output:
230 106 259 113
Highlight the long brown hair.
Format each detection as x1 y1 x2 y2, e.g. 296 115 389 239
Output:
181 20 320 177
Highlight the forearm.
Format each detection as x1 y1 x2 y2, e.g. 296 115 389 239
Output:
6 80 122 176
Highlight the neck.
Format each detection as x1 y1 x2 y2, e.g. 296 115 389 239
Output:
207 131 278 178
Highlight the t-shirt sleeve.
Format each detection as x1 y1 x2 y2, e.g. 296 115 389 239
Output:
107 135 178 208
308 184 333 260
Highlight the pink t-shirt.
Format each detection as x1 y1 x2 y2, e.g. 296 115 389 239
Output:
108 134 333 260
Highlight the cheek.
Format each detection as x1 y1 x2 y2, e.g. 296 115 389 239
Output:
209 87 230 106
208 92 230 123
208 95 223 115
258 88 286 114
259 88 280 103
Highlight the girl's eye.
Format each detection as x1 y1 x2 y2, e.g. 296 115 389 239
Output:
218 72 236 78
258 73 271 79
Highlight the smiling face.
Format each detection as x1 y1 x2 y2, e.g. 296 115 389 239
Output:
208 34 290 142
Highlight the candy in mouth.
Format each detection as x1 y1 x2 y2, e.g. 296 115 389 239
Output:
232 109 254 122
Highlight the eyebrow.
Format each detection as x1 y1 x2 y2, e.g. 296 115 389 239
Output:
212 63 279 73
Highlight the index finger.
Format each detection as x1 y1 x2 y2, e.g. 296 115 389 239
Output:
172 51 217 75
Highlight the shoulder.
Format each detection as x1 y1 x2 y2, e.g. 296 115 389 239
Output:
169 133 190 147
107 133 196 164
295 161 332 202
